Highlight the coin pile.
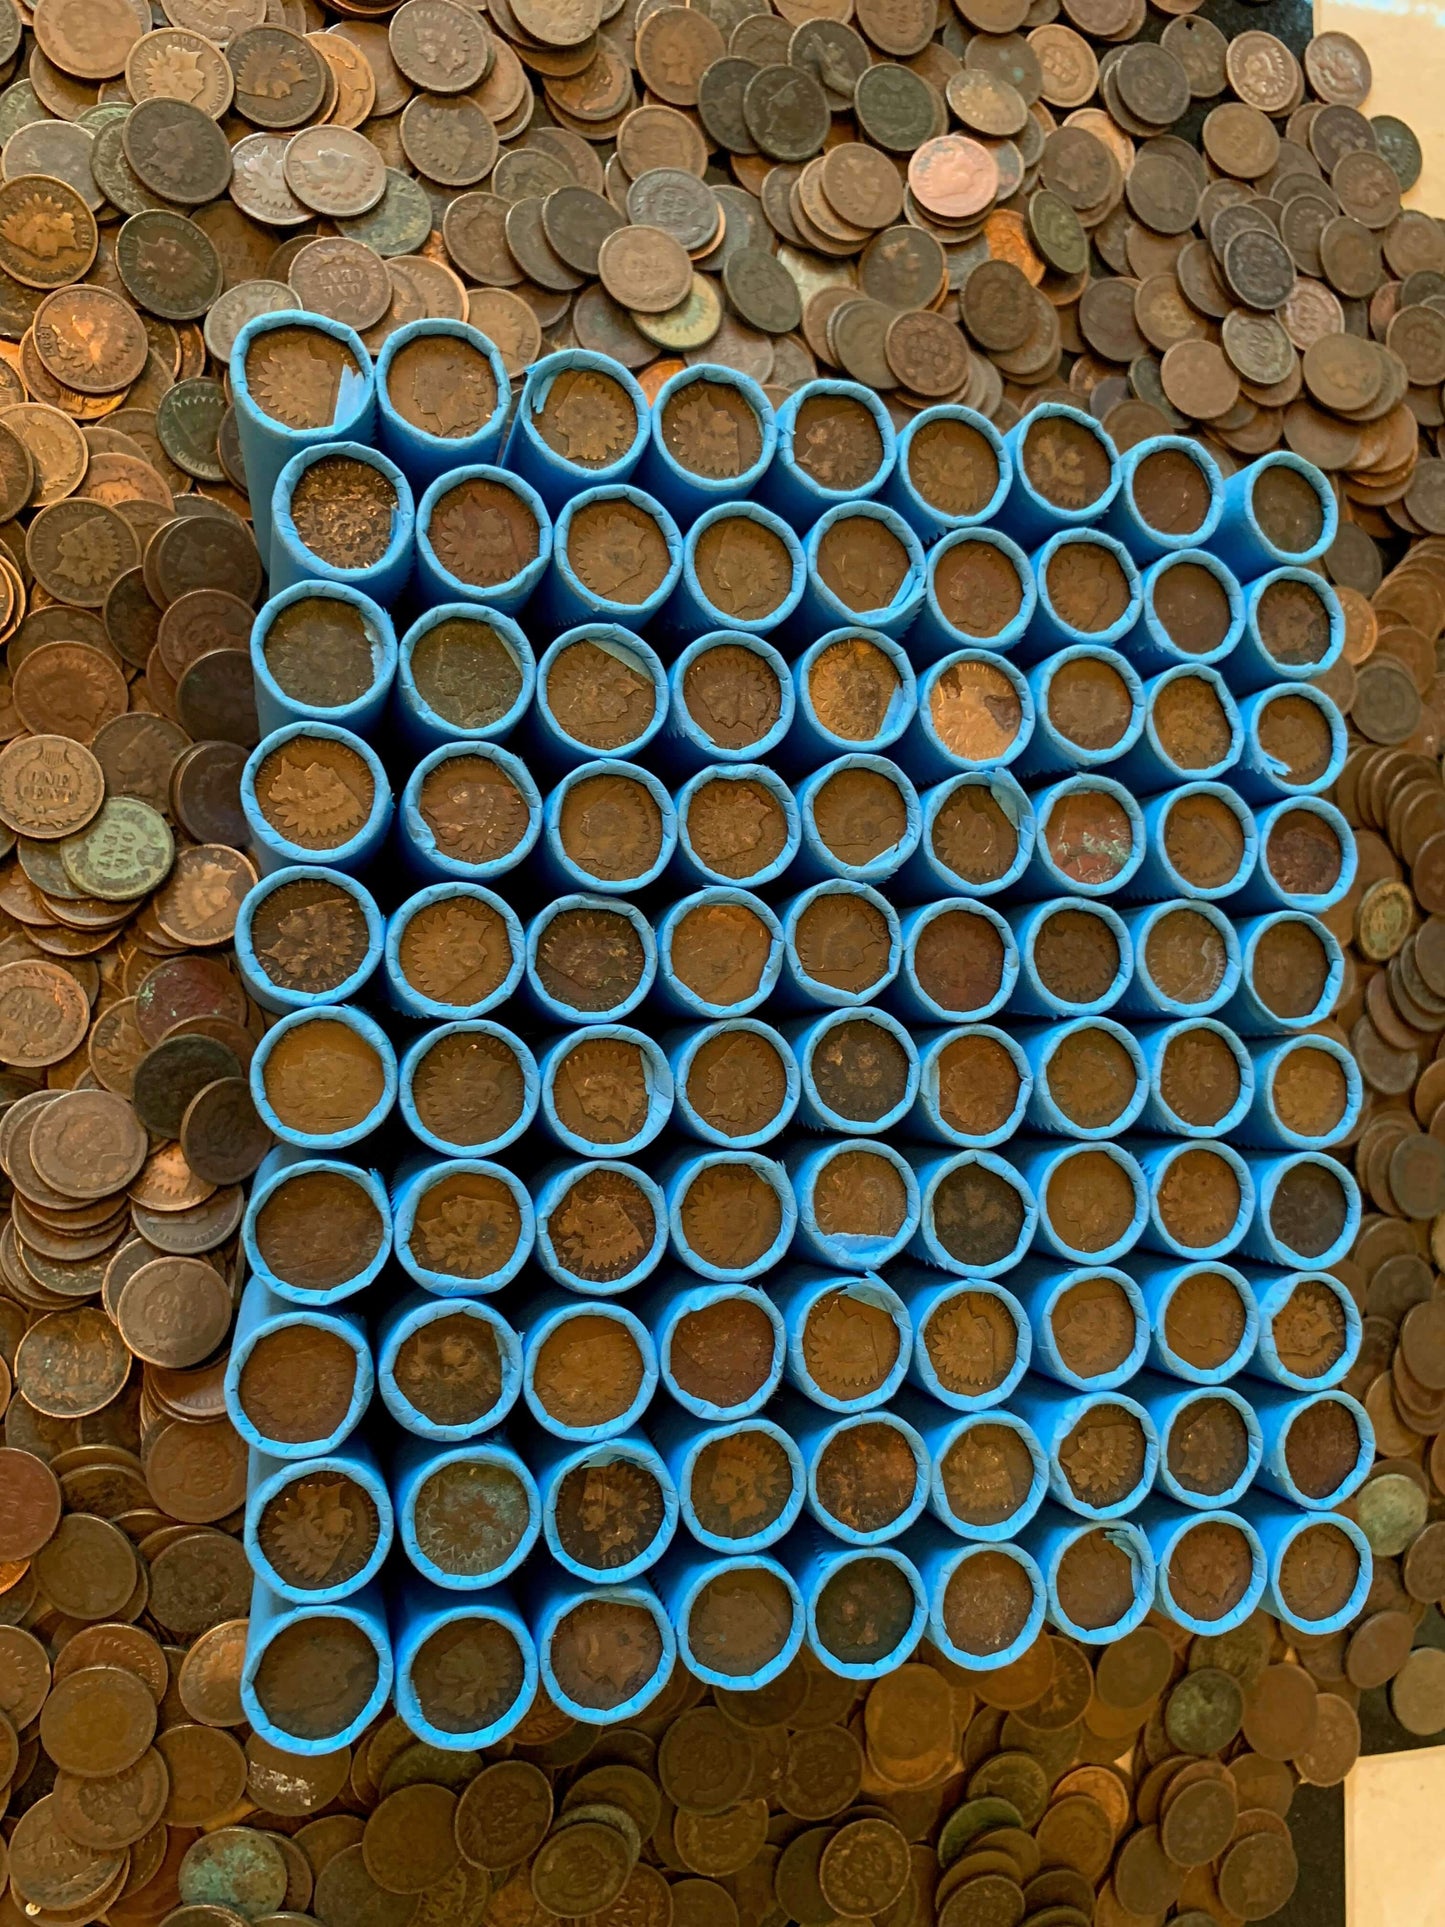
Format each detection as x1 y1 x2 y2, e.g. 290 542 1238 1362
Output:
2 1619 1351 1927
0 0 1423 574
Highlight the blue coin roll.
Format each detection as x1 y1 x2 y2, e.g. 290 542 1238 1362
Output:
1114 900 1242 1022
390 1575 537 1749
1005 898 1132 1020
780 1392 930 1546
906 1397 1047 1538
1134 1016 1255 1139
884 403 1012 545
1013 644 1146 783
793 501 927 641
1240 1492 1372 1637
1102 434 1223 563
660 499 806 642
225 1276 372 1458
375 1290 524 1442
1235 1150 1361 1270
1210 450 1338 581
1109 663 1243 794
535 483 683 633
533 1428 679 1581
907 1023 1033 1149
783 1525 928 1682
536 757 677 897
1014 1382 1159 1521
1232 684 1348 805
666 1018 800 1149
270 440 414 601
636 364 776 524
1133 1136 1255 1263
898 772 1036 900
909 526 1037 666
648 1402 805 1554
1134 1256 1259 1386
1017 775 1146 900
1000 402 1120 550
414 463 553 614
517 1290 658 1442
1017 1137 1148 1266
235 864 384 1015
905 1147 1038 1278
1236 1033 1362 1152
909 1516 1049 1667
521 893 658 1025
1126 781 1259 903
768 1265 912 1412
397 1022 540 1158
1123 548 1245 676
241 721 393 877
242 1148 392 1305
757 378 898 529
393 1433 542 1589
242 1578 391 1755
1229 567 1345 694
773 882 903 1011
887 899 1020 1026
784 1137 921 1272
532 1573 678 1722
244 1438 393 1604
391 1156 535 1296
250 581 397 739
660 1146 797 1282
892 1264 1031 1411
1240 1266 1361 1393
659 631 795 774
903 650 1037 786
793 753 922 886
392 602 536 757
535 1023 673 1158
1020 1016 1149 1140
1009 1259 1148 1391
1134 1371 1262 1509
374 319 511 488
396 741 543 886
531 1159 669 1296
652 887 785 1020
384 884 527 1023
643 1275 785 1422
1021 528 1143 662
1250 1385 1374 1510
784 627 918 769
249 1003 397 1152
501 349 649 515
1135 1497 1267 1637
1018 1503 1155 1644
1223 911 1344 1035
670 762 801 892
652 1543 804 1691
525 624 669 772
788 1005 920 1135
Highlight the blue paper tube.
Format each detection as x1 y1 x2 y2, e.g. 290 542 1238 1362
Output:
884 403 1012 545
1240 1493 1372 1636
783 1526 927 1681
1001 401 1121 550
653 887 784 1020
526 624 668 772
250 1004 396 1151
906 1397 1047 1538
532 1158 669 1296
242 1578 391 1755
1232 683 1348 805
909 527 1036 667
793 753 922 886
785 1139 921 1272
538 483 684 634
374 318 510 488
414 463 553 614
1135 1016 1255 1139
394 1434 542 1589
908 1516 1049 1667
244 1438 393 1604
235 863 383 1015
398 1021 540 1158
225 1277 372 1459
899 773 1036 901
903 651 1036 787
1134 1371 1261 1509
785 627 918 769
789 1005 920 1136
250 581 397 739
1134 1256 1260 1385
242 1147 391 1305
661 1146 797 1283
385 883 527 1023
532 1573 677 1723
1017 775 1146 900
1128 781 1259 903
1250 1384 1374 1509
1115 900 1242 1022
1241 1266 1362 1393
503 349 650 515
757 377 897 529
1018 1504 1156 1644
1136 1497 1267 1636
392 1157 535 1296
1005 898 1132 1020
230 310 375 567
660 631 794 773
671 762 801 891
910 1024 1033 1149
643 1276 785 1421
892 1264 1030 1411
1224 910 1344 1036
1014 644 1145 783
1017 1137 1148 1266
523 893 658 1025
781 1394 929 1546
242 721 392 877
1014 1383 1159 1520
653 1544 804 1691
397 740 543 886
1103 433 1224 563
1008 1259 1148 1391
391 1576 537 1749
270 440 414 601
536 1023 674 1158
375 1290 523 1442
393 602 536 756
793 500 927 641
1236 1151 1361 1270
534 1428 679 1580
1211 450 1338 580
649 1403 804 1554
1020 1016 1149 1140
1111 664 1244 795
905 1148 1038 1278
769 1266 912 1412
888 899 1019 1026
637 363 776 522
518 1291 658 1442
1122 547 1246 676
660 498 806 642
776 882 903 1012
1230 567 1345 694
1133 1137 1255 1262
1022 529 1143 662
1238 1033 1362 1152
667 1018 800 1149
538 758 677 897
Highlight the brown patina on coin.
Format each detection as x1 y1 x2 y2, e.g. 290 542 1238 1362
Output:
419 754 532 868
668 1295 778 1413
1167 1395 1250 1496
392 1311 504 1429
791 394 885 492
1046 1149 1139 1254
1277 1520 1361 1621
943 1549 1037 1655
685 774 789 883
410 1620 525 1737
1058 1402 1147 1509
928 657 1025 758
662 378 763 479
930 782 1021 885
1152 674 1234 772
546 638 658 752
258 1469 379 1591
813 1421 918 1536
250 1619 378 1742
1033 906 1120 1007
687 1567 795 1677
559 771 663 883
1269 1157 1350 1260
938 1420 1035 1526
1255 576 1333 668
1046 654 1135 754
682 642 782 752
1046 540 1132 633
288 457 396 569
253 1167 385 1293
252 734 374 853
261 596 378 712
1284 1398 1361 1499
807 637 899 744
906 415 1000 517
679 1160 783 1270
1265 809 1343 898
411 1031 527 1150
1254 693 1335 787
810 1148 910 1252
934 1033 1021 1139
1131 445 1212 537
814 1559 918 1669
670 898 774 1008
816 514 911 616
245 326 360 430
1164 1270 1249 1372
408 615 524 731
1159 1027 1242 1128
409 1169 522 1282
238 1324 359 1446
1022 413 1112 511
248 875 371 996
412 1457 532 1578
554 1455 667 1571
397 893 516 1013
1251 462 1324 555
261 1018 385 1138
689 1426 795 1541
386 334 498 441
685 1029 789 1139
534 367 639 469
550 1597 662 1710
1152 560 1235 655
547 1168 656 1284
1155 1146 1243 1251
692 513 794 622
427 476 540 590
550 1035 651 1147
1163 791 1247 891
1044 787 1136 887
566 497 672 608
1056 1527 1137 1630
532 1312 645 1431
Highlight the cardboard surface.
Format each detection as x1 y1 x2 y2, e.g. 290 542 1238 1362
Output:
1346 1743 1445 1926
1316 0 1445 207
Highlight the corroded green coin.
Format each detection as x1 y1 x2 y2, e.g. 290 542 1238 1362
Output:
1164 1666 1245 1756
61 796 174 901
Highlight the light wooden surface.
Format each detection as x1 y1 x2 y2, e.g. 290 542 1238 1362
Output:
1316 0 1445 208
1346 1743 1445 1926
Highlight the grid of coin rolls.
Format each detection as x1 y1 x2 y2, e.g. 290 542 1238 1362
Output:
228 309 1376 1756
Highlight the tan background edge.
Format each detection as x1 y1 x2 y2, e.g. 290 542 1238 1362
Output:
1316 0 1443 205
